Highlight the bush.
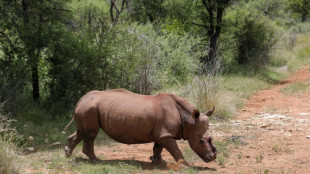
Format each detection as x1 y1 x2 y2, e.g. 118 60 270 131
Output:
46 19 204 105
107 24 203 94
220 2 279 69
234 11 276 66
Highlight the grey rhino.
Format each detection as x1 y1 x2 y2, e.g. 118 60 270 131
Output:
64 89 216 165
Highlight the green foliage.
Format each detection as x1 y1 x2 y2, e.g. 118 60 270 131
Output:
233 10 276 66
289 0 310 22
0 0 309 123
220 0 298 70
162 0 195 29
47 16 203 103
0 0 71 101
245 0 292 25
128 0 165 23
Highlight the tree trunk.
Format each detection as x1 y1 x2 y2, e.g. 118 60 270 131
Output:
23 0 39 101
302 13 307 22
201 0 226 66
207 34 218 65
32 62 39 101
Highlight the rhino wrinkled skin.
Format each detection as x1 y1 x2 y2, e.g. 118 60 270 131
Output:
64 89 216 165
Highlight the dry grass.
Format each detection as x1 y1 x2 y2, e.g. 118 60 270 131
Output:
0 116 20 174
0 137 20 174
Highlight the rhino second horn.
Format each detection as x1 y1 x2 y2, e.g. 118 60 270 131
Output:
205 106 215 116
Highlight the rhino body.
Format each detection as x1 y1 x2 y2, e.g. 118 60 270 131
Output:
65 89 216 164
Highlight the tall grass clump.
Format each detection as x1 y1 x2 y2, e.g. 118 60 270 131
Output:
182 60 233 120
0 104 21 174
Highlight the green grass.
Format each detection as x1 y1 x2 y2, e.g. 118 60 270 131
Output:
286 33 310 71
281 82 310 95
183 139 231 167
272 144 280 153
221 75 270 99
184 146 200 162
255 152 264 163
19 146 144 174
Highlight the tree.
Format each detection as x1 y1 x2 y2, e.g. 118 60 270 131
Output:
193 0 230 66
290 0 310 22
0 0 69 101
110 0 128 24
128 0 166 23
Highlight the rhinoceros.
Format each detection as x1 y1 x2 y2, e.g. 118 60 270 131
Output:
64 89 216 165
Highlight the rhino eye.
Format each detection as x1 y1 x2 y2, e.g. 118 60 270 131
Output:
200 139 204 144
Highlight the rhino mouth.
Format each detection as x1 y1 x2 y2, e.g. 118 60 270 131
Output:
200 152 217 163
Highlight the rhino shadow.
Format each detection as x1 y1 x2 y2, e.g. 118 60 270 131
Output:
74 157 216 171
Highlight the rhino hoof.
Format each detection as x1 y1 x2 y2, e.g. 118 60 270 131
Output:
64 146 72 158
90 158 100 164
177 159 190 167
150 156 163 163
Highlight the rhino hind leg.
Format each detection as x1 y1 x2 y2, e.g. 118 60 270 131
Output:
150 142 163 163
82 130 99 162
65 130 83 157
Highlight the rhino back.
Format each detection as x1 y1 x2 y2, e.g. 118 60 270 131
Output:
95 90 159 144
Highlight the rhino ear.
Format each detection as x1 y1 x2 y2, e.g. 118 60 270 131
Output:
185 109 200 126
205 106 215 117
192 109 200 119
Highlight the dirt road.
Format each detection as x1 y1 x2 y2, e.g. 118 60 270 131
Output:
94 66 310 173
211 65 310 173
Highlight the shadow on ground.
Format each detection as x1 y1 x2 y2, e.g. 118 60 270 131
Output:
74 157 216 171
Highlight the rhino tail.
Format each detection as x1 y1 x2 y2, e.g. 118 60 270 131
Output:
64 116 75 131
64 97 84 131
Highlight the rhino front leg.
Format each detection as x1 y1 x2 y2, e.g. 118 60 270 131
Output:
150 142 163 163
158 138 189 166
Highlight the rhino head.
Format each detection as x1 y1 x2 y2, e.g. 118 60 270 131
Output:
184 107 217 163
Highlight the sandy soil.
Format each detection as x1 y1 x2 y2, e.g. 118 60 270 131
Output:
92 66 310 173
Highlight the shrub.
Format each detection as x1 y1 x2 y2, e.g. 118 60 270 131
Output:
220 2 279 69
46 20 204 104
234 11 276 66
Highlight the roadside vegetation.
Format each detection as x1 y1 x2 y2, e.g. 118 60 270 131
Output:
1 0 310 173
